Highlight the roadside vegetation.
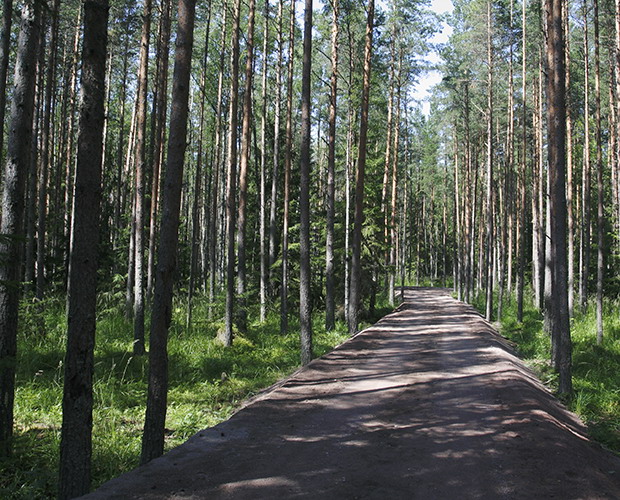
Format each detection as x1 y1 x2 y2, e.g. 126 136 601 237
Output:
472 291 620 455
0 291 371 499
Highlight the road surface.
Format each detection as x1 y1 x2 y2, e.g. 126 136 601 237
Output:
84 288 620 499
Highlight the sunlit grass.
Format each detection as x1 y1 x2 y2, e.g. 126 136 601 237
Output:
1 293 352 499
473 289 620 455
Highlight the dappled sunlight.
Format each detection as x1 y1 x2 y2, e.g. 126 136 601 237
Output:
84 288 620 500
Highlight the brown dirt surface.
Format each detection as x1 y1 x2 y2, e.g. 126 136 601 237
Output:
83 288 620 499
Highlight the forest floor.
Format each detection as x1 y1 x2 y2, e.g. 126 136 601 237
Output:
83 288 620 499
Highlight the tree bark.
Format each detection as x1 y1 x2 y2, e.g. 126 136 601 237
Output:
187 0 211 329
208 2 228 319
259 0 270 323
147 0 172 300
299 0 313 364
325 0 338 331
141 0 196 463
223 0 241 346
580 0 591 314
0 0 12 165
58 2 108 496
593 0 604 344
546 0 572 397
132 0 153 356
269 0 284 295
237 0 256 334
348 0 374 334
564 0 575 317
280 0 296 334
0 0 41 458
484 0 494 322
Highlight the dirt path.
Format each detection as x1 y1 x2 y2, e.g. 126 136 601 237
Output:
84 288 620 499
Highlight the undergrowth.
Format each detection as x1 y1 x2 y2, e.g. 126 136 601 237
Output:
0 291 366 499
471 289 620 455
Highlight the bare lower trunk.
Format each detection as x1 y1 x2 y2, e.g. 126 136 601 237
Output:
141 0 196 463
348 0 374 334
58 2 108 497
0 0 41 458
325 0 338 331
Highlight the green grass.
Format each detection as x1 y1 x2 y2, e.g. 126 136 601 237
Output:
0 294 352 499
473 289 620 455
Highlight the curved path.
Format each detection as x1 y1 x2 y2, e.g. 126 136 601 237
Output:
84 288 620 499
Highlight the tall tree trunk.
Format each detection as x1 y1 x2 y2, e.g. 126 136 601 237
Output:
0 0 13 168
389 53 402 306
546 0 572 397
147 0 172 300
36 0 61 302
564 0 575 317
141 0 196 463
593 0 604 344
0 0 41 458
299 0 313 364
63 9 82 277
382 31 396 283
132 0 153 356
485 0 494 322
187 0 211 329
259 0 270 322
348 0 374 334
237 0 256 334
58 2 108 495
280 0 296 334
269 0 284 294
325 0 338 331
517 0 526 322
223 0 242 346
208 2 228 319
580 0 591 313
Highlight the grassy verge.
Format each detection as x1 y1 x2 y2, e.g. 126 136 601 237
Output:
472 290 620 455
0 293 358 499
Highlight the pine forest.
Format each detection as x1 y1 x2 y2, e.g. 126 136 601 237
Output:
1 0 620 496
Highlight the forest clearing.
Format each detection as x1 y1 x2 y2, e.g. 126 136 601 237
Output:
2 0 620 497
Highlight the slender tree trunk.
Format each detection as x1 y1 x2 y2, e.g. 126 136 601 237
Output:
0 0 41 458
223 0 242 346
382 32 396 283
517 0 526 322
616 0 620 259
187 1 211 329
0 0 13 167
114 31 129 255
132 0 153 356
580 0 591 313
208 3 228 319
485 0 494 321
344 33 355 322
299 0 313 364
58 2 108 496
280 0 295 334
389 54 402 306
546 0 572 397
259 0 270 323
564 0 575 317
348 0 374 334
237 0 256 334
325 0 338 331
141 0 196 463
36 0 60 303
593 0 604 344
269 0 283 293
147 0 172 300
